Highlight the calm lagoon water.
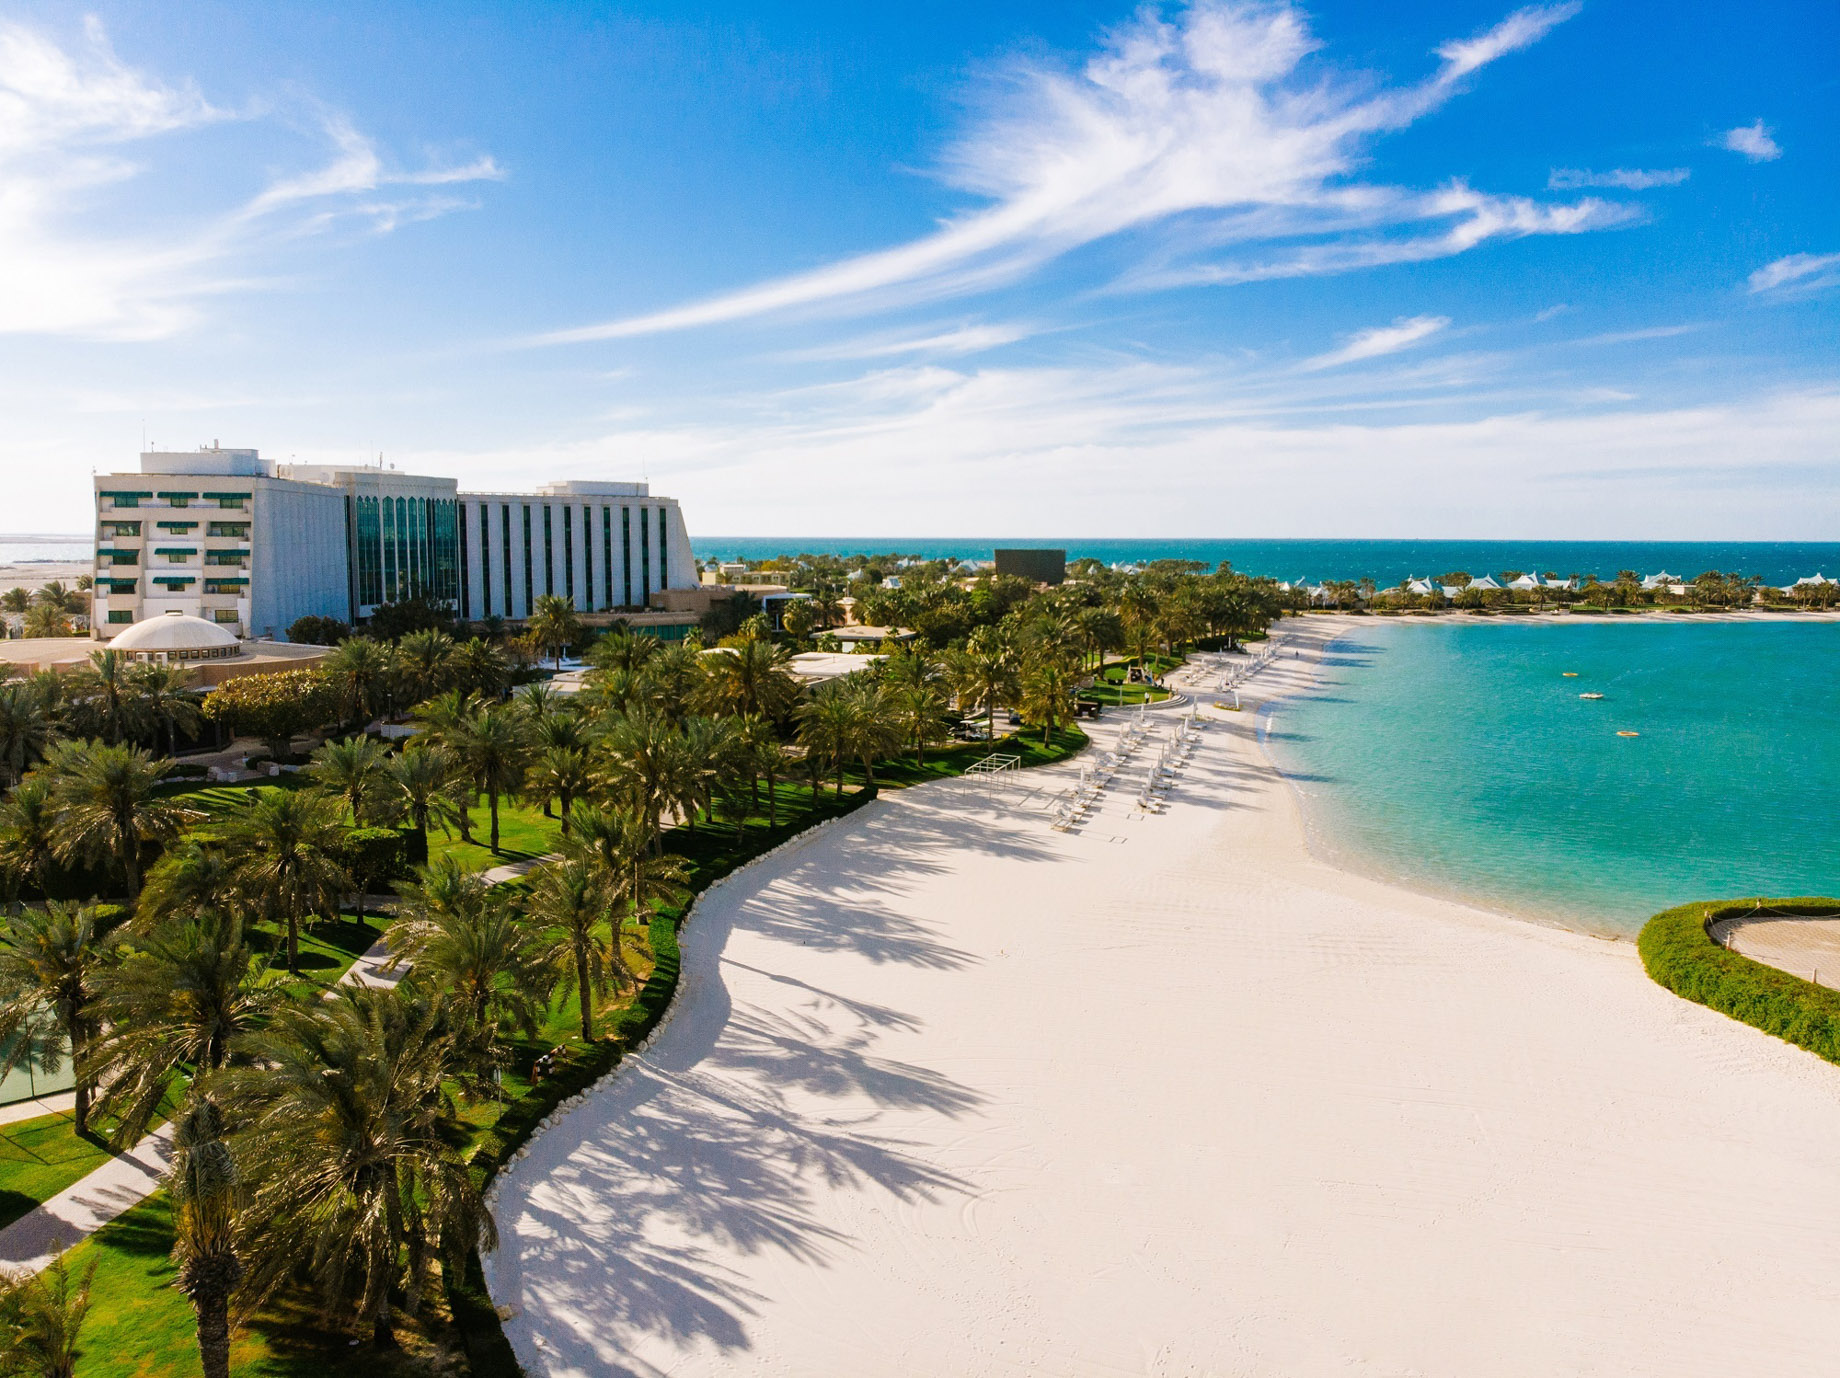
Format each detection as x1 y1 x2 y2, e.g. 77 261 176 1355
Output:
1262 619 1840 936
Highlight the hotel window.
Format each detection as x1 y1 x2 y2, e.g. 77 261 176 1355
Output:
155 521 195 533
204 577 248 594
479 505 493 616
457 502 471 619
207 521 249 539
105 521 143 537
103 550 140 567
580 505 592 609
107 610 132 625
640 507 652 608
356 497 382 606
621 507 632 608
521 505 533 617
563 507 574 600
207 493 249 509
602 507 614 609
213 609 238 624
501 505 513 618
657 507 667 588
542 506 555 597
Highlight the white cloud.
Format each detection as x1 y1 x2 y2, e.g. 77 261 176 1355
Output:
785 322 1036 361
1301 315 1450 371
537 1 1594 344
374 369 1840 540
1717 120 1781 162
0 18 500 340
1747 252 1840 296
1548 167 1689 190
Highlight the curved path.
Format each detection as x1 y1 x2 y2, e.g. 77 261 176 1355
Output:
486 622 1840 1377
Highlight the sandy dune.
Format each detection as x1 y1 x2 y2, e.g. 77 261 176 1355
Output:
485 623 1840 1377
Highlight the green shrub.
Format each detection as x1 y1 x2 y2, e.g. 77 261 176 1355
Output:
1638 897 1840 1064
337 826 417 892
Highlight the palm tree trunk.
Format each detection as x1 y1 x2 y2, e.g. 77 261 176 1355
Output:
488 790 501 853
559 789 573 836
576 939 594 1041
371 1296 397 1348
287 911 301 974
766 766 777 827
194 1286 233 1378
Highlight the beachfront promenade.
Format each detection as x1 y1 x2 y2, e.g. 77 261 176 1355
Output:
484 621 1840 1376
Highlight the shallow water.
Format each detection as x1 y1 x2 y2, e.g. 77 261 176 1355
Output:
1263 619 1840 935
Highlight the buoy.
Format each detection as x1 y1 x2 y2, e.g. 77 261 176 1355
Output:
1580 692 1604 700
1562 672 1579 677
1617 730 1639 737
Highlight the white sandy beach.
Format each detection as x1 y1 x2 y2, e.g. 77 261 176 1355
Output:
484 619 1840 1377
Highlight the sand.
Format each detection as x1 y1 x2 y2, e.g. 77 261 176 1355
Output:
483 620 1840 1377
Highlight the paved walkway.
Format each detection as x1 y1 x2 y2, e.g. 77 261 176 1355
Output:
0 1092 78 1130
0 849 559 1273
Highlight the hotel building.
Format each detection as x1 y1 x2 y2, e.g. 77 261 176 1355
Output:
93 447 696 639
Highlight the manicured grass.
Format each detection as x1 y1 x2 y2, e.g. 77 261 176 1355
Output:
66 1195 464 1378
0 1109 116 1231
426 798 563 874
1638 897 1840 1065
875 726 1089 787
248 914 383 998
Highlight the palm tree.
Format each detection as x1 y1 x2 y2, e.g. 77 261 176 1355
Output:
527 745 591 835
65 649 149 746
0 681 53 787
512 679 565 725
528 855 619 1041
0 1256 97 1378
410 687 481 746
388 859 551 1080
1019 657 1076 744
307 735 396 826
85 914 278 1146
1075 606 1123 672
165 1095 240 1378
49 741 197 904
887 680 949 767
395 629 456 704
586 627 658 676
451 706 530 854
795 680 857 797
383 741 463 850
0 902 114 1135
126 661 202 759
697 637 800 721
36 581 85 618
944 628 1018 746
594 707 677 842
448 637 508 699
527 594 581 668
0 587 29 618
0 774 59 907
219 790 350 975
218 987 493 1347
321 637 391 728
840 679 902 791
134 836 235 933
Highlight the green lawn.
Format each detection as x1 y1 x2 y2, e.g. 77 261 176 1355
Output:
0 1110 117 1232
875 726 1089 787
249 914 384 998
426 797 564 874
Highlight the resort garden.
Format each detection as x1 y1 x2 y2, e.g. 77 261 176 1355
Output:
0 561 1276 1376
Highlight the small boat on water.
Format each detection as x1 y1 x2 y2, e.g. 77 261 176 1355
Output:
1580 692 1605 700
1562 672 1579 677
1617 730 1640 737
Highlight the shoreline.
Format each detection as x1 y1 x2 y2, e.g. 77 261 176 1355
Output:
484 632 1840 1376
1241 616 1637 944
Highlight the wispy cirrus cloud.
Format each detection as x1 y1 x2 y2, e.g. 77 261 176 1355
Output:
1548 167 1689 190
535 1 1610 344
1300 315 1450 371
1717 119 1781 162
0 17 500 340
1747 252 1840 296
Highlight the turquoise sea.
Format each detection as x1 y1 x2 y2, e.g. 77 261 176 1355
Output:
697 537 1840 588
1261 619 1840 936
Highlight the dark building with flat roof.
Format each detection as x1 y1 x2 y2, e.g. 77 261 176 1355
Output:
994 547 1066 585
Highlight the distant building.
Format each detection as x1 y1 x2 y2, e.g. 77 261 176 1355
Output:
993 547 1066 585
92 446 696 639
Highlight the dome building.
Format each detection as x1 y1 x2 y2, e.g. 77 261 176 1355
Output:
107 610 245 663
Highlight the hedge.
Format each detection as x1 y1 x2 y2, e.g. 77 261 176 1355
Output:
1637 897 1840 1065
336 826 419 891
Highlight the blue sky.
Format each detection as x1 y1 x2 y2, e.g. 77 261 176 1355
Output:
1 0 1835 539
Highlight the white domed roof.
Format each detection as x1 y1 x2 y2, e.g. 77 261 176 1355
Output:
108 611 241 654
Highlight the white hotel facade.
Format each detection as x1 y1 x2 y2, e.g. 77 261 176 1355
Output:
93 447 696 639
